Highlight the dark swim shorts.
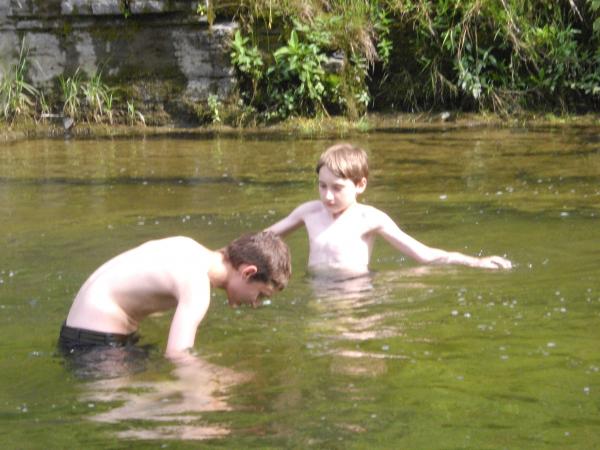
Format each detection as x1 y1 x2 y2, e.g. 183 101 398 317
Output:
58 323 139 352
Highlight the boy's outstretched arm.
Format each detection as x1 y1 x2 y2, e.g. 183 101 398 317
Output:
265 202 311 236
373 209 512 270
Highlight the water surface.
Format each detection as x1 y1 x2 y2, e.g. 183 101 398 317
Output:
0 128 599 448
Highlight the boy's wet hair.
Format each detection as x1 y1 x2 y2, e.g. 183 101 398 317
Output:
316 143 369 184
224 231 291 290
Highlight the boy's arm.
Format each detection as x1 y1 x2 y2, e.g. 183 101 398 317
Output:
165 277 211 358
372 209 512 269
265 202 311 236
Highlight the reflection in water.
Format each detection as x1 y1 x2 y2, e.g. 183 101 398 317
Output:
306 271 424 377
308 270 375 301
81 356 249 441
308 267 433 303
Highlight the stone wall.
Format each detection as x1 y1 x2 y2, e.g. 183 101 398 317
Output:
0 0 236 122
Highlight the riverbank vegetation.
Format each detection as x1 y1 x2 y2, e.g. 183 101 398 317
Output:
0 43 145 128
1 0 599 131
220 0 599 122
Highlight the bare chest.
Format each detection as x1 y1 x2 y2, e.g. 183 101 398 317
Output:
305 210 375 265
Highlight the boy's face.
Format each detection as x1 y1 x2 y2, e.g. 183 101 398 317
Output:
226 264 275 308
318 166 366 217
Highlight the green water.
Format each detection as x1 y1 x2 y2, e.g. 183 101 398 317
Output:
0 128 598 449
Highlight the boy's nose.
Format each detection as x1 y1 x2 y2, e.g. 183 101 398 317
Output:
325 190 334 201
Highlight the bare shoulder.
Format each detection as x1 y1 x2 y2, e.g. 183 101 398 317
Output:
354 203 397 232
293 200 324 216
355 203 388 220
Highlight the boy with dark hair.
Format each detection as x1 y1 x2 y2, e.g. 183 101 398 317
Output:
267 143 511 276
59 232 291 358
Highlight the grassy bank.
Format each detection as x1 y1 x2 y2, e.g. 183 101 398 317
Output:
2 112 598 143
2 1 599 132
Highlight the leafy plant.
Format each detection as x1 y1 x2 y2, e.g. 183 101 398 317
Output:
0 41 39 122
230 30 264 100
197 0 216 26
228 1 394 121
105 91 114 125
59 69 83 119
127 100 145 126
270 29 328 116
37 92 51 121
592 0 600 33
81 70 112 122
207 94 222 124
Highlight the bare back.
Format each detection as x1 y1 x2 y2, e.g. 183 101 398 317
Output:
66 236 212 335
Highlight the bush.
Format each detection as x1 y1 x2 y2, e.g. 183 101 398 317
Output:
222 0 600 118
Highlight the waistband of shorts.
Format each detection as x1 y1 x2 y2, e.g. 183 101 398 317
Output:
60 323 137 345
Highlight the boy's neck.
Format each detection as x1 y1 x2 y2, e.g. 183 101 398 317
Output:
208 250 229 288
329 200 358 219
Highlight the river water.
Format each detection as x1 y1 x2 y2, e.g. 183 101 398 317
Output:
0 128 598 448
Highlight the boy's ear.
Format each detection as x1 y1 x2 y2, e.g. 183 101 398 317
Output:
240 264 258 280
356 177 367 194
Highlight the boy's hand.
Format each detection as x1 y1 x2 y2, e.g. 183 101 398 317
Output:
477 255 512 270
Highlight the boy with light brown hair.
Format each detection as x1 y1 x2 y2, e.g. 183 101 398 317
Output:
59 232 291 359
267 143 511 276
